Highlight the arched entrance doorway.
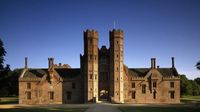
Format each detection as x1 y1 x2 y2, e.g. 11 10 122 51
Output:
99 90 108 101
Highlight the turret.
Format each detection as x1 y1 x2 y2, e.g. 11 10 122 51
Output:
109 29 124 103
83 29 99 103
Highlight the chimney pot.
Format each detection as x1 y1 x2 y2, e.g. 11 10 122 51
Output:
59 63 62 66
25 57 28 69
171 57 175 68
151 58 156 69
48 58 54 69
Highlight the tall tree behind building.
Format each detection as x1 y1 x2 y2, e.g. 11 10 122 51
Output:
0 38 6 70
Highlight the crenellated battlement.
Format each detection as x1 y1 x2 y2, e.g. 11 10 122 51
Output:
109 29 124 37
84 29 98 38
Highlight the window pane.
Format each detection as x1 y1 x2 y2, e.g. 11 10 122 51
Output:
27 83 31 89
67 91 72 100
50 92 54 100
132 91 136 99
72 83 76 89
27 92 31 100
142 85 146 94
153 82 156 88
132 82 135 88
170 82 174 88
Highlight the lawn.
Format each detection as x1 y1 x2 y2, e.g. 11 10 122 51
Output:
119 106 199 112
0 97 18 104
181 95 200 103
119 96 200 112
0 108 87 112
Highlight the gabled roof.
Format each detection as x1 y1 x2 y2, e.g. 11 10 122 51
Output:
21 68 81 79
128 68 179 77
55 68 80 78
23 69 48 78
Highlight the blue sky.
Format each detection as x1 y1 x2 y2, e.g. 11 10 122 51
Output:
0 0 199 79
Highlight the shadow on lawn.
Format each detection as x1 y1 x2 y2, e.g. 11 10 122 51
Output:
0 107 87 112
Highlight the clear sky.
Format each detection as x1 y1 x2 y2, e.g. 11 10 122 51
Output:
0 0 199 79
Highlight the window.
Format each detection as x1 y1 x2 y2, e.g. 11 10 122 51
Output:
49 91 54 100
153 91 156 99
132 91 136 99
170 82 174 88
153 82 156 88
117 41 119 44
94 55 96 60
26 92 31 100
142 85 146 94
72 83 76 89
90 55 92 60
95 75 97 80
116 54 118 58
27 83 31 89
170 91 175 99
132 82 135 88
89 39 92 44
67 91 72 100
90 74 92 79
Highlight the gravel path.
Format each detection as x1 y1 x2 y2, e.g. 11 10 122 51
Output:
85 104 121 112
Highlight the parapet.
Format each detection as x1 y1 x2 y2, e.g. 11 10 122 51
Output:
109 29 124 37
84 29 98 38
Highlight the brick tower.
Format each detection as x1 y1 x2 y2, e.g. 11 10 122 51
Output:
83 29 99 103
109 29 124 103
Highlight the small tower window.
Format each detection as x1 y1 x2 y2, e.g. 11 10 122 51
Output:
170 82 174 88
95 75 97 80
132 82 135 88
72 82 76 89
89 39 92 44
94 55 96 60
90 74 92 79
27 83 31 89
90 55 93 60
170 91 175 99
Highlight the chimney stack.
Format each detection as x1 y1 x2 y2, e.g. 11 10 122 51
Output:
25 57 28 69
151 58 156 69
171 57 175 68
48 58 54 69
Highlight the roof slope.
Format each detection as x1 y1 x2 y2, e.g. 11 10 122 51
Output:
22 68 80 79
128 68 179 77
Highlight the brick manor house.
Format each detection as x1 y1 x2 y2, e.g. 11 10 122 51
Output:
19 29 180 104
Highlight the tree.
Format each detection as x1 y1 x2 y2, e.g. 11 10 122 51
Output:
180 75 200 96
194 77 200 85
0 38 6 70
196 61 200 70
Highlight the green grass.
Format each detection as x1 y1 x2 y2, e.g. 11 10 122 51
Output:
119 96 200 112
181 95 200 103
0 97 18 104
119 106 200 112
0 108 87 112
